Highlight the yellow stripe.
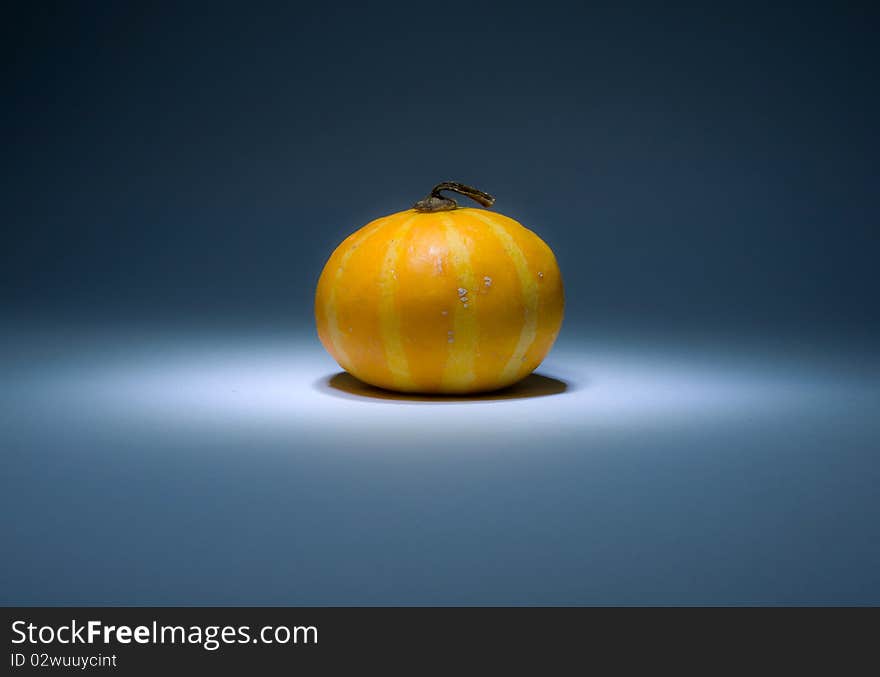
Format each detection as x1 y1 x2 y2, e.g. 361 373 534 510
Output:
378 217 416 389
470 211 539 383
441 217 478 389
325 216 392 368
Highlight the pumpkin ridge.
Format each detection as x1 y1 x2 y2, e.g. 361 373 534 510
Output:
323 214 395 368
469 210 540 385
440 215 479 391
378 216 417 390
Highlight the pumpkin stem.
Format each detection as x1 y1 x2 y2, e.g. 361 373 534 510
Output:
413 182 496 212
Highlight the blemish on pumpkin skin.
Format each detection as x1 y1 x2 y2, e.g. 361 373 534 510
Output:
538 271 544 280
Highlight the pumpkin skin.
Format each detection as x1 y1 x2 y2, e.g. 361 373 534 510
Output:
315 207 564 394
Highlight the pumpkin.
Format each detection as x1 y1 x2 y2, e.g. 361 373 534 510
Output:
315 182 564 394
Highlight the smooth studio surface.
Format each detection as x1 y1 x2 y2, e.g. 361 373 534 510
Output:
2 325 878 605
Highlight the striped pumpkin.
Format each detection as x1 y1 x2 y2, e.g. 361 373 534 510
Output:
315 183 564 394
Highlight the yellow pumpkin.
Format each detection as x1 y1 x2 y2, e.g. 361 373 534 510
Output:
315 182 564 394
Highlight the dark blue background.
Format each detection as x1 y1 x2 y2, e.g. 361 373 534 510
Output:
4 2 878 334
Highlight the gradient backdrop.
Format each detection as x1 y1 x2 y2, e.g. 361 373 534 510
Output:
2 2 878 604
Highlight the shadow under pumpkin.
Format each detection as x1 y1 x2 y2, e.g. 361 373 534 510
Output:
316 371 570 403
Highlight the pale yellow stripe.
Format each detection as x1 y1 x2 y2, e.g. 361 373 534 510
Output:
325 216 392 368
378 217 417 389
470 211 539 383
441 217 478 390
